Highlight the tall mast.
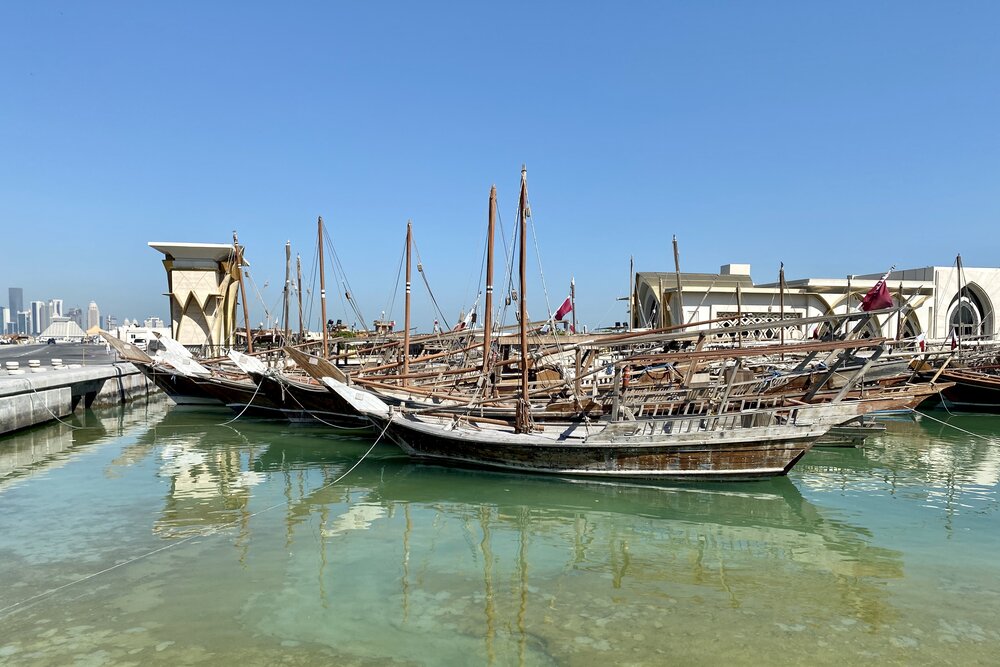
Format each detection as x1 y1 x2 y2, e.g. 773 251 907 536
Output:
283 240 291 343
957 253 964 354
318 216 329 358
779 262 786 354
481 186 496 375
296 253 304 341
629 255 635 331
518 165 530 405
403 220 412 386
672 235 683 326
233 230 253 354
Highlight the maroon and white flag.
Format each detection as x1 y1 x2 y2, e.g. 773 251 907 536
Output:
860 271 894 312
554 296 573 321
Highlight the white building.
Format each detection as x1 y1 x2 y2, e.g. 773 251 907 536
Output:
87 301 101 331
30 301 48 335
633 263 1000 343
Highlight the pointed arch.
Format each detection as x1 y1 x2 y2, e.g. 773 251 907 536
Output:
946 282 993 339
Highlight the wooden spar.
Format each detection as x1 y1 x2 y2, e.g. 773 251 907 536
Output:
482 186 496 376
283 240 291 343
233 231 254 354
681 334 707 387
779 262 786 354
518 165 529 414
622 336 887 366
403 220 412 386
736 282 743 348
672 235 683 326
296 253 304 340
318 216 329 358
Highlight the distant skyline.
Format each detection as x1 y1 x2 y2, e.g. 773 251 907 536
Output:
2 2 999 332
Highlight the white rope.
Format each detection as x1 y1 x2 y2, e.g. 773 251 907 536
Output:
0 416 393 619
270 372 374 431
911 408 994 442
216 379 266 426
10 377 84 430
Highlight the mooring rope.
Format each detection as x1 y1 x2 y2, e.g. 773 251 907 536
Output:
0 416 393 619
216 377 266 426
911 408 994 442
10 376 85 430
271 372 374 431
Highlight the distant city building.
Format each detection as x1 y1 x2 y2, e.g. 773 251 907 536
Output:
66 307 83 328
144 316 165 328
16 311 31 335
106 314 118 329
8 287 24 334
30 300 49 335
51 298 63 318
0 306 9 334
87 301 100 331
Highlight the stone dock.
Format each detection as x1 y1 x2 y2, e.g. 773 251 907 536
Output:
0 361 159 436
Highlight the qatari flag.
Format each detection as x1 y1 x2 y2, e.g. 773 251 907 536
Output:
860 274 894 311
554 296 572 320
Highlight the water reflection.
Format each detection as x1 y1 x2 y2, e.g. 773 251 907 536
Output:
0 397 167 488
4 404 1000 665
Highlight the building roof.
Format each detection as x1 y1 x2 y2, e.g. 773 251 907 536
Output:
40 318 86 339
148 242 235 262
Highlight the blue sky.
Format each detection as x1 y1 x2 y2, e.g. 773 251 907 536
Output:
2 2 998 331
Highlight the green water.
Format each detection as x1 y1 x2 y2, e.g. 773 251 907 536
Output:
1 400 999 666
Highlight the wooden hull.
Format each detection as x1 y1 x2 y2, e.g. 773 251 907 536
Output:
375 413 822 481
134 362 224 407
932 369 1000 413
193 375 287 420
252 372 374 429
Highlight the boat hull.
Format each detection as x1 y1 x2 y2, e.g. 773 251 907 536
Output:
377 414 821 481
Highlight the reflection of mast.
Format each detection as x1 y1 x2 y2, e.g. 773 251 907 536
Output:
478 506 496 665
517 506 529 666
402 503 412 623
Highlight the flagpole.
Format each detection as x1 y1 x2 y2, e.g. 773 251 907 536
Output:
570 277 576 334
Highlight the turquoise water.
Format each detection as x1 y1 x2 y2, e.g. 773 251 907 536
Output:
1 399 999 665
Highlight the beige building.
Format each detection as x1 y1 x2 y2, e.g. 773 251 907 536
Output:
633 263 999 343
148 242 242 352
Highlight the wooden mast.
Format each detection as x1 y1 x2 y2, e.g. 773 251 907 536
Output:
283 240 291 344
296 253 304 341
518 165 530 414
318 216 329 358
482 187 496 375
672 235 683 326
779 263 786 347
233 231 253 354
957 253 964 355
403 220 412 386
736 282 743 348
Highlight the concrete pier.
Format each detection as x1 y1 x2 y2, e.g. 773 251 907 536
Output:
0 362 158 436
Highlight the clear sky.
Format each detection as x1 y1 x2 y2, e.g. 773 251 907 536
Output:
2 2 999 331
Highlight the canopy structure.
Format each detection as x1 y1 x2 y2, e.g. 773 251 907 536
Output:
148 242 241 351
40 317 86 341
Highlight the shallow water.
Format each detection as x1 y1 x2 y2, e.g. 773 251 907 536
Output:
1 399 999 665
